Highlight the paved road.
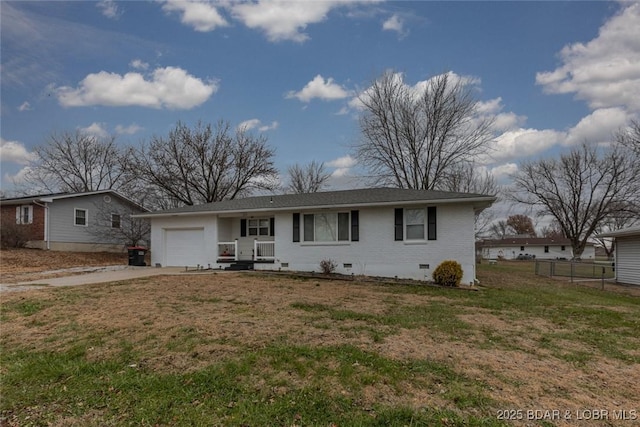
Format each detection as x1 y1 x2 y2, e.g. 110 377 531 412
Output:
0 266 188 293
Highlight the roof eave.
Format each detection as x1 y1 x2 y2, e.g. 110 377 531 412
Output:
133 196 497 219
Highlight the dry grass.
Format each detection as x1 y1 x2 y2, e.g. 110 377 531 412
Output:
0 248 128 283
1 261 639 426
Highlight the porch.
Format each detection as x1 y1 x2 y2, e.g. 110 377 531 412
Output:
217 240 275 263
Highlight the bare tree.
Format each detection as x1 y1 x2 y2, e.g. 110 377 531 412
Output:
506 214 536 237
616 119 640 156
128 120 278 206
286 161 331 194
509 142 640 258
354 71 494 190
27 130 128 193
593 209 639 259
89 200 151 247
488 220 512 239
538 220 565 239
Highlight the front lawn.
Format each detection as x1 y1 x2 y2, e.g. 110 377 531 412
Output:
1 264 638 426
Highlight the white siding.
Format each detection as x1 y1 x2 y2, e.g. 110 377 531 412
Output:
48 193 135 246
485 245 571 260
616 236 640 286
259 204 478 284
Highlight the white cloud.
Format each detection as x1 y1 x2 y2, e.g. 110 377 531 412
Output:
287 75 351 102
488 128 566 164
230 0 341 43
161 0 228 32
564 107 629 146
115 123 144 135
237 119 279 132
78 122 109 138
130 59 149 70
382 14 407 38
18 101 32 111
97 0 121 19
259 121 279 132
536 3 640 113
490 163 518 181
0 138 37 165
327 154 356 177
238 119 261 131
54 66 217 110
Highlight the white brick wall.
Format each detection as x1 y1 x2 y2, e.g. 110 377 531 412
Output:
259 204 477 284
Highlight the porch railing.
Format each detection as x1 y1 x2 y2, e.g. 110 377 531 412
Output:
217 240 238 261
254 240 275 261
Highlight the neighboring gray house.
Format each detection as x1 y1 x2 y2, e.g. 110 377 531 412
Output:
0 190 149 252
597 226 640 286
135 188 496 284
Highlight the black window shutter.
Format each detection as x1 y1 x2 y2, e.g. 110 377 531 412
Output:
292 213 300 242
351 210 359 241
427 206 437 240
240 219 247 237
394 208 403 241
270 217 275 237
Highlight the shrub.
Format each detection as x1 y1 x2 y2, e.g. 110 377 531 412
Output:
319 258 337 275
0 217 33 249
432 260 463 287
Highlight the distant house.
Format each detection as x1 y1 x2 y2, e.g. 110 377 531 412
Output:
478 237 595 260
0 190 148 252
135 188 496 284
596 226 640 286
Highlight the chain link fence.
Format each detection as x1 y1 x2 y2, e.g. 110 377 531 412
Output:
535 260 615 283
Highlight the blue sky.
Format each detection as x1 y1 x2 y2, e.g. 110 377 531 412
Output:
1 0 639 195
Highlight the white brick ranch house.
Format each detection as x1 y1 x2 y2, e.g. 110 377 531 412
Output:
135 188 496 284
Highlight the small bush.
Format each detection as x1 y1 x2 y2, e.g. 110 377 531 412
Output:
432 260 463 287
319 259 337 275
0 217 33 249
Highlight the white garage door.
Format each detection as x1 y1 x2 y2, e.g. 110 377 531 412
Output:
164 228 206 267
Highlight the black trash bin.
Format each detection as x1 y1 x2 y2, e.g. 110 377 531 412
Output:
127 246 147 266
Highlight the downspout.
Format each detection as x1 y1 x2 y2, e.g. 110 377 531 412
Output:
33 200 50 250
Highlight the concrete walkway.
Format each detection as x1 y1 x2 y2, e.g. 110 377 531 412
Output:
0 266 188 293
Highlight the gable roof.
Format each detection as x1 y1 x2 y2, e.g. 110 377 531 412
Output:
135 187 496 218
0 190 149 212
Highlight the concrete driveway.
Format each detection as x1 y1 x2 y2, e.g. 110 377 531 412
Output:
0 265 188 293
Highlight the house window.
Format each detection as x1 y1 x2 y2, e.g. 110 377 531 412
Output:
15 205 33 224
406 208 425 240
520 246 525 251
111 214 121 229
303 212 350 242
561 245 566 251
544 246 549 253
395 207 437 241
74 208 87 226
248 218 269 236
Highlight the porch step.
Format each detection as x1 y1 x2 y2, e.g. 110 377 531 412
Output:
225 261 254 271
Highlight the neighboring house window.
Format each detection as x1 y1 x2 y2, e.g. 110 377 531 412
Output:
111 214 121 229
303 212 350 242
394 207 437 241
561 245 566 251
544 245 549 253
74 208 88 226
15 205 33 224
520 246 525 251
248 218 269 236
